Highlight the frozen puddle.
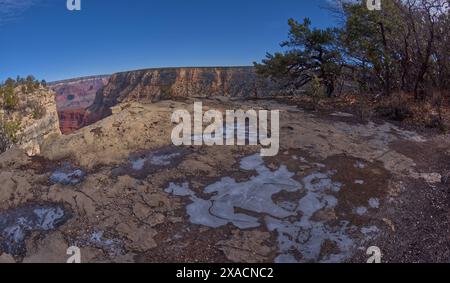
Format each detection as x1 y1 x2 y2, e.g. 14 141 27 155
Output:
113 147 188 179
166 155 300 229
0 204 70 256
76 231 124 257
166 154 379 262
266 171 352 263
50 163 86 185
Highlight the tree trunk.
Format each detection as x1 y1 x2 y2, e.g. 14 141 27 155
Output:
379 22 391 96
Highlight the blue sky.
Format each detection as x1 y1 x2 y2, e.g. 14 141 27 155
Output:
0 0 336 82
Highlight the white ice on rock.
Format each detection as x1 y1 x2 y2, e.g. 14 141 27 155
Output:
266 170 354 263
369 198 380 209
165 154 381 263
132 158 146 170
166 154 301 229
150 153 182 166
356 207 368 216
131 152 182 170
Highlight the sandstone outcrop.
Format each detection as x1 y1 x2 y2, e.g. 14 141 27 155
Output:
51 67 278 134
1 86 61 156
84 67 277 128
0 97 448 262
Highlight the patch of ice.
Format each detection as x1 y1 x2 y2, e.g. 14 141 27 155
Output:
355 207 368 216
33 207 66 230
267 217 354 263
277 201 298 212
331 112 354 118
132 158 146 170
166 154 358 263
150 153 181 166
267 171 351 263
49 163 85 185
165 182 195 197
0 205 69 256
131 152 182 171
114 147 188 179
368 198 380 209
239 154 265 171
354 162 366 169
166 155 302 229
88 231 123 256
361 226 380 240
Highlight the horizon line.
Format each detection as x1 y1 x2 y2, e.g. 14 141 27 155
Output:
48 65 256 84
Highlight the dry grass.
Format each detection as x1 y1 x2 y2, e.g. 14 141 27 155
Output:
281 91 450 132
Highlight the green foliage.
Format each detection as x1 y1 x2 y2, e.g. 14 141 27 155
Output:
340 1 399 95
307 75 324 109
31 102 47 119
0 75 46 108
26 75 36 93
0 129 10 153
2 120 21 143
255 18 342 97
256 0 449 100
2 78 18 109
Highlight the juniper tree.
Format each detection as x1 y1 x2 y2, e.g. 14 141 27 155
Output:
254 18 342 97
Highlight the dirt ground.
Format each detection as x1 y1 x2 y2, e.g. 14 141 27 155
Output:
0 97 448 263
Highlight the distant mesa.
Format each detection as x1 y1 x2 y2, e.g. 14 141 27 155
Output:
51 67 278 134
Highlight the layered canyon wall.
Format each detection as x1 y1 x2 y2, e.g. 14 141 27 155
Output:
53 67 278 134
50 76 110 134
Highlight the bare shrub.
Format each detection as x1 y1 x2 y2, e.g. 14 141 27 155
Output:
31 102 47 120
355 97 373 122
0 127 11 153
307 75 325 110
376 92 413 121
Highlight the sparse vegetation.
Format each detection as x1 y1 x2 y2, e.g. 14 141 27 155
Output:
1 76 47 109
255 0 450 131
255 18 342 97
1 78 19 109
0 128 10 153
376 92 413 121
1 119 21 143
0 75 49 148
31 101 47 119
307 75 325 110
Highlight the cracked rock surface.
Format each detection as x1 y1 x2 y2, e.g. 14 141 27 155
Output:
0 98 448 263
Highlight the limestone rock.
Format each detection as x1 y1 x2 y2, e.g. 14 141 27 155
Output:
23 232 68 263
216 230 275 263
1 86 61 156
116 222 157 252
84 67 278 128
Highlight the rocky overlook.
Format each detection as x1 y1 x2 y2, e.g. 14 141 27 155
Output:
51 67 278 134
0 86 61 156
1 69 447 264
1 97 448 263
55 67 275 132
